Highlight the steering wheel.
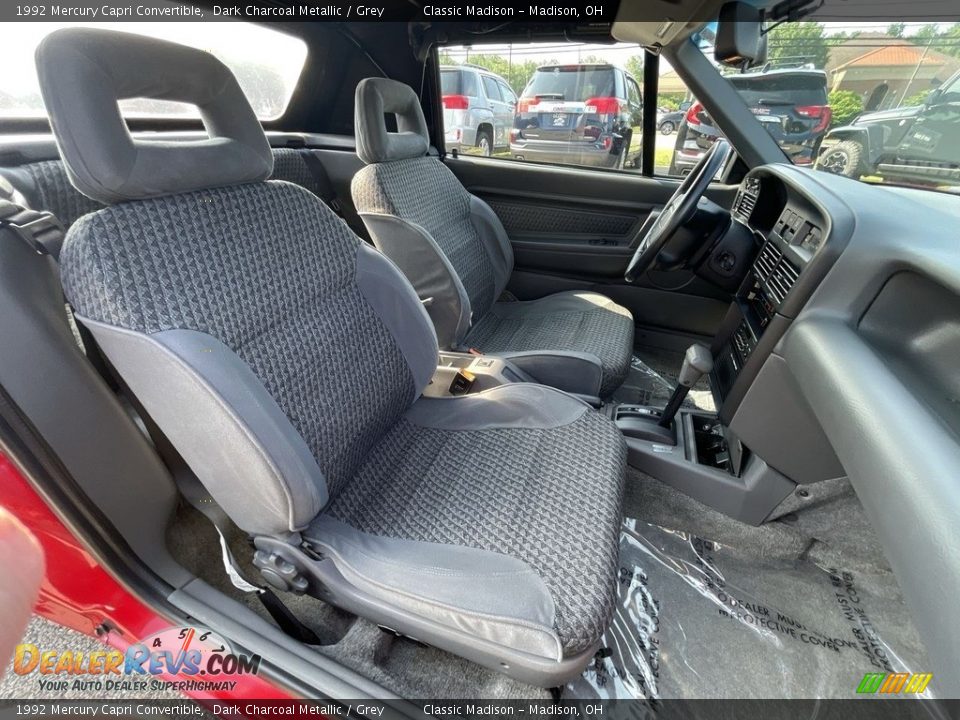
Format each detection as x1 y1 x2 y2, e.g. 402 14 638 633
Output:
624 139 731 282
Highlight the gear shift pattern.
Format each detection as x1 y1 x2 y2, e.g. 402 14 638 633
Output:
658 344 713 428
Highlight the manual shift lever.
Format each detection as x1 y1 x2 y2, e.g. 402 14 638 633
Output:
658 344 713 428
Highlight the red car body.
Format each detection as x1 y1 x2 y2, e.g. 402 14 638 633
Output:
0 452 292 704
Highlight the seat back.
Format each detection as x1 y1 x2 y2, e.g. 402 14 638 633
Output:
38 28 438 537
0 148 335 231
351 78 514 349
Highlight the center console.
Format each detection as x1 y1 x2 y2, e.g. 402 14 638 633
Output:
610 167 844 525
422 352 532 397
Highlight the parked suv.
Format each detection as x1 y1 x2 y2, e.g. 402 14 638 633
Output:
669 68 830 175
815 70 960 185
441 64 517 157
509 63 642 169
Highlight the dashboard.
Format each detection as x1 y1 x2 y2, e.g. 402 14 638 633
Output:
712 167 839 417
704 162 960 694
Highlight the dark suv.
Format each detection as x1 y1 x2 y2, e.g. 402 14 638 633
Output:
670 68 830 175
816 70 960 185
509 63 642 169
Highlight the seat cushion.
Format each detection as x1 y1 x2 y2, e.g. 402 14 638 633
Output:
319 384 627 657
464 291 635 397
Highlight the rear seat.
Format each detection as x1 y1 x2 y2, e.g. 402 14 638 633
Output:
0 147 334 230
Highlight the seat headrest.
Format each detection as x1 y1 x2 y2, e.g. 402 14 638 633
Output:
355 78 429 165
35 28 273 204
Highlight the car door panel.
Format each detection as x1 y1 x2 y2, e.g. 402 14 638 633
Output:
446 155 737 336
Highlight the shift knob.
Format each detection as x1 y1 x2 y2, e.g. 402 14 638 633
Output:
658 344 714 429
677 344 713 388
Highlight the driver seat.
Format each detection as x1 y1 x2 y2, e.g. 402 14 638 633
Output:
351 78 634 397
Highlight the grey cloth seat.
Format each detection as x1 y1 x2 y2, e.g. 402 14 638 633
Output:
38 28 626 687
351 78 634 397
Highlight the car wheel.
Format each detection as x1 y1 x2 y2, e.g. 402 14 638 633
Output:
476 129 493 157
660 121 675 135
816 140 864 178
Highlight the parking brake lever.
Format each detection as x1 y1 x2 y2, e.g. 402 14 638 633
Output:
659 344 713 428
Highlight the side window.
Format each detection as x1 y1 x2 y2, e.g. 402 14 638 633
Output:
439 43 648 173
462 71 478 98
655 70 698 177
498 80 517 105
481 76 502 102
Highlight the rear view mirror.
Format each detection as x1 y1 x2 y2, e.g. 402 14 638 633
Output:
715 2 768 69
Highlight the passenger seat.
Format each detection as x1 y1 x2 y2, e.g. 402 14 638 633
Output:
351 78 635 398
36 28 626 687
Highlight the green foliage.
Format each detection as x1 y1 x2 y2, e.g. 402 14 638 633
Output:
625 55 644 81
912 22 960 59
887 23 906 39
902 90 931 107
765 21 830 68
452 53 542 94
656 95 686 111
828 90 864 126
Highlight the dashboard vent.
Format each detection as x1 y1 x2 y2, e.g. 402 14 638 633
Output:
754 241 800 306
737 191 757 219
735 187 758 219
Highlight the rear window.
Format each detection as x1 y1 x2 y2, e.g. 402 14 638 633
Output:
441 70 461 95
441 68 479 97
728 74 828 107
0 22 307 120
522 66 616 101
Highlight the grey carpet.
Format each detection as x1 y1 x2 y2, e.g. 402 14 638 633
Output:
569 469 933 699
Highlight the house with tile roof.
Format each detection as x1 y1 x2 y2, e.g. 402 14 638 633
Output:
827 34 960 110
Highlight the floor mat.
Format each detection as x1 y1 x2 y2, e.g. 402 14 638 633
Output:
567 515 931 699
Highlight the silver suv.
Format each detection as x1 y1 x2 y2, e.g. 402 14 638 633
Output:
441 64 517 157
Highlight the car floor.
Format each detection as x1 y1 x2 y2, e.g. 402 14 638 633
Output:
164 342 928 701
167 468 929 700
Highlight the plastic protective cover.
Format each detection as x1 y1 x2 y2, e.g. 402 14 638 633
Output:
567 518 932 699
613 356 714 412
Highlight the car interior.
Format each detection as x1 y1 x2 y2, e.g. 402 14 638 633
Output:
0 0 958 704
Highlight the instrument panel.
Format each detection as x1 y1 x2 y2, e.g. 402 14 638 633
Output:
713 167 836 418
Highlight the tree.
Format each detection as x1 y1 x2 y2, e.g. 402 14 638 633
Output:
765 21 830 68
828 90 863 126
625 54 644 81
460 53 541 94
887 23 905 38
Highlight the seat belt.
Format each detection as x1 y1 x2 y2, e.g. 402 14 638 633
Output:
2 198 323 645
297 149 343 216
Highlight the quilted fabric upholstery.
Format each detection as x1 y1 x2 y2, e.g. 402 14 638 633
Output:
8 150 325 229
352 157 497 319
24 160 104 228
465 291 635 397
270 148 323 197
327 409 627 655
61 181 414 499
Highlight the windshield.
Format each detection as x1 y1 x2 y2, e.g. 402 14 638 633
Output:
522 67 615 100
702 21 960 193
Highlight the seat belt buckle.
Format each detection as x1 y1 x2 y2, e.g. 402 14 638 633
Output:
449 369 476 395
